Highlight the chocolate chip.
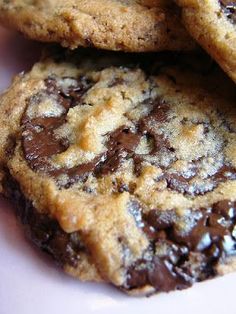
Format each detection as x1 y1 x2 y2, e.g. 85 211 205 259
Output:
22 116 69 172
126 245 191 292
138 102 171 155
127 256 190 292
57 76 94 107
166 174 193 195
144 209 176 230
213 200 236 219
95 127 142 177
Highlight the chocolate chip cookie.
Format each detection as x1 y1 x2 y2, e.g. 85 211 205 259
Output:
175 0 236 83
0 0 196 52
1 49 236 296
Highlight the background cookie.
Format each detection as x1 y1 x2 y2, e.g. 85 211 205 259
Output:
1 49 236 296
0 0 196 51
176 0 236 83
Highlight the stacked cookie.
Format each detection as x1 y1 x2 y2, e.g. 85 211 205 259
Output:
0 0 235 296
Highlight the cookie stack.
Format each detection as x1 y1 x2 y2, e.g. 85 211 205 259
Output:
0 0 235 296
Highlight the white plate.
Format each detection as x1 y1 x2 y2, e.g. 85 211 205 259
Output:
0 26 235 314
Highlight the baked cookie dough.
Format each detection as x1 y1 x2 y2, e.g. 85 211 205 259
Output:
1 49 236 295
0 0 196 51
176 0 236 83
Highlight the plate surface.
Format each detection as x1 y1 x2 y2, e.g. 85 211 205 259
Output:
0 26 235 314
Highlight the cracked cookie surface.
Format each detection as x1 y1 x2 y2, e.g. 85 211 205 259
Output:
175 0 236 83
1 49 236 295
0 0 196 52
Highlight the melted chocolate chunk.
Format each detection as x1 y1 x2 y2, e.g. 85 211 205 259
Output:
213 200 236 219
138 102 171 154
54 157 102 188
145 209 177 230
22 116 69 172
125 202 236 292
45 76 94 107
57 76 94 107
164 165 236 196
127 256 189 292
95 127 142 177
165 173 194 195
220 0 236 23
2 172 86 268
213 165 236 182
22 76 94 172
